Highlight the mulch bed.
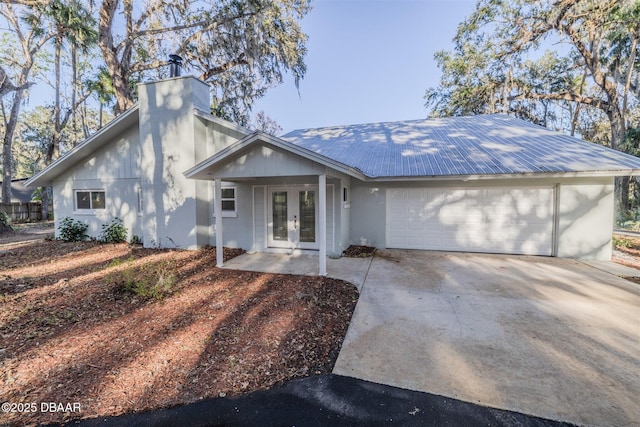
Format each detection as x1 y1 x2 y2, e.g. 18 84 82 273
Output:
342 245 376 258
0 240 359 426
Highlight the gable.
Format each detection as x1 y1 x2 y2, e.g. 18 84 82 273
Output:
186 132 365 181
210 142 328 179
26 106 140 187
59 124 141 182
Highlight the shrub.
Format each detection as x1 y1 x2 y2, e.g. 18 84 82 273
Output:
58 217 88 242
130 234 143 245
0 211 10 227
99 217 128 243
108 258 176 300
0 211 12 234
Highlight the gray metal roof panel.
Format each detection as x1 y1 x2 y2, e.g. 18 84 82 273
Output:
281 114 640 178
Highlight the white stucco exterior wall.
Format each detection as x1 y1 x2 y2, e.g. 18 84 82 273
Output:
556 178 614 260
138 76 211 249
51 121 142 241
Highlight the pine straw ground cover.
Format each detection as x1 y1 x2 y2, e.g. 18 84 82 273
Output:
0 240 358 426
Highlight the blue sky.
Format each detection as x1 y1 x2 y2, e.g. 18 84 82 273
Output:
253 0 478 133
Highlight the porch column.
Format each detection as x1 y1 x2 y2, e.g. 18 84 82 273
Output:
214 178 224 267
319 173 327 276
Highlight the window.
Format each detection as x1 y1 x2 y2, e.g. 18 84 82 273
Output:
214 186 237 217
75 190 105 211
221 188 236 211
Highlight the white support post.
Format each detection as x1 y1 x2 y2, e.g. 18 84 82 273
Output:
319 173 327 276
214 178 224 267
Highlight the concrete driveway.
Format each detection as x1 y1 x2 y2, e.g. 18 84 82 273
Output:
333 250 640 427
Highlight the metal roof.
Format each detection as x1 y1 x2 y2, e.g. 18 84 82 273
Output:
281 114 640 178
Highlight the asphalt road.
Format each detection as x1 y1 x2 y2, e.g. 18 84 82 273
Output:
67 375 575 427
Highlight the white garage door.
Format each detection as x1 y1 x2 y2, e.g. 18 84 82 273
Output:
386 187 554 256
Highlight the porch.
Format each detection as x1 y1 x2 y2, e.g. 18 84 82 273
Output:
220 251 371 292
185 131 363 276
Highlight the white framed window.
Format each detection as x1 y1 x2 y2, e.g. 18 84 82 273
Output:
75 190 106 212
214 185 237 217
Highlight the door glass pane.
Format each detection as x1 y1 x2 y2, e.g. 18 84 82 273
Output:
299 190 316 242
272 192 288 241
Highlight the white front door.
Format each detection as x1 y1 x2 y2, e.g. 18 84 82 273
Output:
268 186 319 250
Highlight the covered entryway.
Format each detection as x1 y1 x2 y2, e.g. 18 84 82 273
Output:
386 187 555 255
185 131 366 275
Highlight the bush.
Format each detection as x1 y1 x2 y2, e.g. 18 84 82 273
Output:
58 217 88 242
0 210 10 227
130 234 143 245
0 211 12 234
99 217 128 243
108 258 176 300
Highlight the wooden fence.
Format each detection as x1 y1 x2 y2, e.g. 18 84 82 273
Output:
0 202 44 222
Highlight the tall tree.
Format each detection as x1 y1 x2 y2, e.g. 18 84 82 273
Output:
86 66 115 129
22 0 97 218
0 3 52 204
29 0 97 162
426 0 640 209
97 0 310 124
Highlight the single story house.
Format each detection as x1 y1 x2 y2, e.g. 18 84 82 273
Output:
26 75 640 274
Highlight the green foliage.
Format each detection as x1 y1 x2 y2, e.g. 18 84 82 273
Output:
108 258 177 301
57 216 88 242
616 209 640 232
96 0 311 124
130 234 143 245
613 237 633 249
0 211 10 227
31 187 43 202
0 210 13 235
425 0 640 212
99 217 127 243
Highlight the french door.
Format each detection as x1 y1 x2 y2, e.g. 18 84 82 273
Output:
267 186 318 250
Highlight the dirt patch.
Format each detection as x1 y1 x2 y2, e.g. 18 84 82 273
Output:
0 240 358 426
342 245 376 258
0 221 54 246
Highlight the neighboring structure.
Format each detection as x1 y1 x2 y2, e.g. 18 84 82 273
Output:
0 178 48 222
0 178 34 203
26 75 640 274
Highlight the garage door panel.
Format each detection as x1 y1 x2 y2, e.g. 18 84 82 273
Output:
387 187 554 256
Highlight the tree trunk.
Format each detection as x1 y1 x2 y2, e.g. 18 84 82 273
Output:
1 90 24 204
50 33 62 163
71 42 77 146
608 108 630 212
98 0 135 115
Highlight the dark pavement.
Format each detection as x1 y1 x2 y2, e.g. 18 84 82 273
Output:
67 374 575 427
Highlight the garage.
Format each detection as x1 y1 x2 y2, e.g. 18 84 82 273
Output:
386 187 555 255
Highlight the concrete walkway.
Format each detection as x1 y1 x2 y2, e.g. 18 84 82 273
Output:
333 250 640 427
221 252 372 291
